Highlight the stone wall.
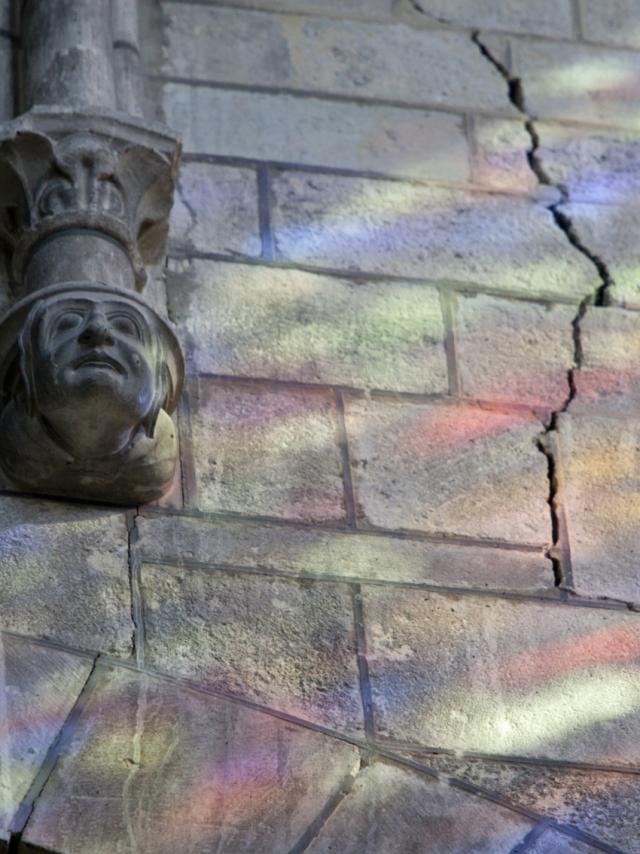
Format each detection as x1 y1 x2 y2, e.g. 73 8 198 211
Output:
2 0 640 851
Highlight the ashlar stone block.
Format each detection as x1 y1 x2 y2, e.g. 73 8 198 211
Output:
161 6 513 113
0 497 132 656
167 259 448 393
137 513 553 593
404 0 574 38
364 587 640 764
187 380 346 523
345 397 550 544
141 563 362 733
21 666 361 854
580 0 640 49
306 762 533 853
471 117 538 194
0 636 92 841
271 172 599 300
454 293 575 409
163 83 471 183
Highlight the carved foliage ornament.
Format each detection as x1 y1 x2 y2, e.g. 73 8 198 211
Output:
0 116 184 504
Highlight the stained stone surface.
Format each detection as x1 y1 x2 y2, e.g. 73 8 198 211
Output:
161 6 514 113
0 635 92 841
137 513 553 592
454 293 575 408
271 172 598 299
164 84 472 183
0 497 132 656
169 162 261 257
187 380 346 523
166 259 449 393
305 762 534 853
141 563 363 733
557 412 640 603
344 397 550 543
363 587 640 764
21 666 361 854
413 751 640 853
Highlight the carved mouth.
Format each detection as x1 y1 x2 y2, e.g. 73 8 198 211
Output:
74 353 125 375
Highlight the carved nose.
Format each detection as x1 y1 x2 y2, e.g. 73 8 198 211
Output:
79 315 114 346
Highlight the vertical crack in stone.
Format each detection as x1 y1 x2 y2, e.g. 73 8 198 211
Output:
471 31 612 591
8 658 102 849
126 509 145 667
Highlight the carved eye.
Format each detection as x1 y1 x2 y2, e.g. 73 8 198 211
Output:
108 313 140 339
53 311 83 335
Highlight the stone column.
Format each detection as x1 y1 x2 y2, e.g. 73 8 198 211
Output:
112 0 144 116
0 0 14 120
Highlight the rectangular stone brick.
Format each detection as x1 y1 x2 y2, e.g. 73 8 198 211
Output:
415 751 640 852
306 763 533 853
573 307 640 413
195 0 394 19
557 203 638 309
22 666 361 853
186 380 345 523
169 162 261 257
344 397 550 544
162 5 513 113
470 116 537 194
487 35 640 128
167 258 449 393
0 497 133 657
580 0 640 49
0 636 92 841
164 83 470 182
405 0 574 38
364 587 640 764
557 411 640 603
537 122 640 204
454 293 575 409
137 514 553 593
271 172 599 300
142 563 362 732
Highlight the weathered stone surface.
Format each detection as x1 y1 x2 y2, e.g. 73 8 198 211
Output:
559 203 640 309
271 172 599 299
490 35 640 128
403 0 574 38
527 829 606 853
185 0 394 19
167 259 448 393
142 563 362 732
557 412 640 603
22 666 361 853
537 122 640 204
164 84 470 182
162 6 513 113
364 587 640 764
306 762 533 853
0 635 92 841
137 513 553 592
580 0 640 49
187 380 345 522
169 162 261 257
415 751 640 853
572 306 640 412
345 398 550 544
471 117 537 194
0 497 132 656
455 293 575 408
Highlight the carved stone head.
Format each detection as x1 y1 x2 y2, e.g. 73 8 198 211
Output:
0 284 184 504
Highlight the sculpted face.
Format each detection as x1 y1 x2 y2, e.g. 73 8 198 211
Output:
19 292 167 457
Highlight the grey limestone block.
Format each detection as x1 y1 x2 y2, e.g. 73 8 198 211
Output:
141 563 363 733
527 829 605 853
400 0 574 38
186 379 346 523
344 397 551 544
580 0 640 49
470 117 538 194
271 172 600 300
363 587 640 764
306 762 534 853
161 5 515 114
21 666 361 854
0 635 93 841
137 513 554 593
166 258 449 394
